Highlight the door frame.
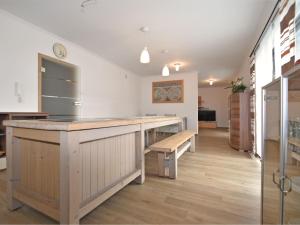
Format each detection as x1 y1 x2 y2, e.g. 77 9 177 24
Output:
281 67 300 224
37 53 79 112
261 77 283 224
279 76 289 224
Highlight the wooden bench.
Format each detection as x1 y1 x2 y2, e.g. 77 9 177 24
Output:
149 130 196 179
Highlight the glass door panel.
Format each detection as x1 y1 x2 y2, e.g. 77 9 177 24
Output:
41 58 80 119
284 72 300 224
262 80 281 224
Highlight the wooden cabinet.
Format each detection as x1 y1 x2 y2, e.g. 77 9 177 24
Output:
198 96 202 106
229 93 251 151
0 112 48 160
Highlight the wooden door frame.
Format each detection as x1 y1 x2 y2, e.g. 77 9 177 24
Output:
38 53 79 112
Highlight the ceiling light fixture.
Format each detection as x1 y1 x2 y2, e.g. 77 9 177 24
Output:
209 80 214 86
140 47 150 64
174 63 181 72
162 65 170 77
81 0 97 9
140 26 150 64
161 49 170 76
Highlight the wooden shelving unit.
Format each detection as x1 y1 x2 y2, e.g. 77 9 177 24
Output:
0 112 48 169
0 133 5 156
198 121 217 129
229 92 251 151
291 176 300 193
289 138 300 166
289 138 300 148
198 96 217 129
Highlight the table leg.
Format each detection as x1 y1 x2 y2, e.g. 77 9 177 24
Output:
135 127 145 184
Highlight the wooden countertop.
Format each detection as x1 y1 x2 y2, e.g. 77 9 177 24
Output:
0 112 48 115
3 116 182 131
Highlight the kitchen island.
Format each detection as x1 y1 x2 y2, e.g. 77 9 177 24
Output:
3 116 183 224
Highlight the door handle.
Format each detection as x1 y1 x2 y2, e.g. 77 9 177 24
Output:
73 101 81 106
272 169 280 187
280 176 292 195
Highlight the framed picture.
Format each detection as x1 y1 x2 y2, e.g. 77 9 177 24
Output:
152 80 184 103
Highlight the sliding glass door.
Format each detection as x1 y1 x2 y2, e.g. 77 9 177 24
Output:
262 71 300 224
262 79 281 224
283 71 300 224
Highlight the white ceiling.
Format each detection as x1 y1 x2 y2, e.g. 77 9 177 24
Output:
0 0 276 86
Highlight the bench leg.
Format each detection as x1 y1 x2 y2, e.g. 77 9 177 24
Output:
189 136 196 153
145 130 149 147
135 130 145 184
153 128 158 143
7 129 23 211
169 150 177 179
158 152 167 177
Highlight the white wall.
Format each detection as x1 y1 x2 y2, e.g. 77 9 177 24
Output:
0 10 141 117
236 56 251 87
198 87 230 128
255 26 274 157
140 72 198 133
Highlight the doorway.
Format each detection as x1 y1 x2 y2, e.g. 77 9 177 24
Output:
38 54 81 120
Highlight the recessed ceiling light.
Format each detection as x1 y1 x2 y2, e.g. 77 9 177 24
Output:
174 63 181 72
140 26 150 32
209 79 214 86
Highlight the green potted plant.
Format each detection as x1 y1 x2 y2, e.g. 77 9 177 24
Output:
225 77 247 93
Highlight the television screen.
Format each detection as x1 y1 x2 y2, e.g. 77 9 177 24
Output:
198 110 216 121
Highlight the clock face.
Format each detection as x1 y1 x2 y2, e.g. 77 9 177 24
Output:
53 43 67 59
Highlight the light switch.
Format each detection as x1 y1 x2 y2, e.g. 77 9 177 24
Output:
14 82 22 103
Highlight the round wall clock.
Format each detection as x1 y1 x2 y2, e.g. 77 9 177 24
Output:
53 43 67 59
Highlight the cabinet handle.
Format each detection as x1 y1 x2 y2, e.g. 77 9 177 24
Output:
73 101 81 106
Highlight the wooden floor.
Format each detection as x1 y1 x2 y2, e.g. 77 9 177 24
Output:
0 128 261 224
